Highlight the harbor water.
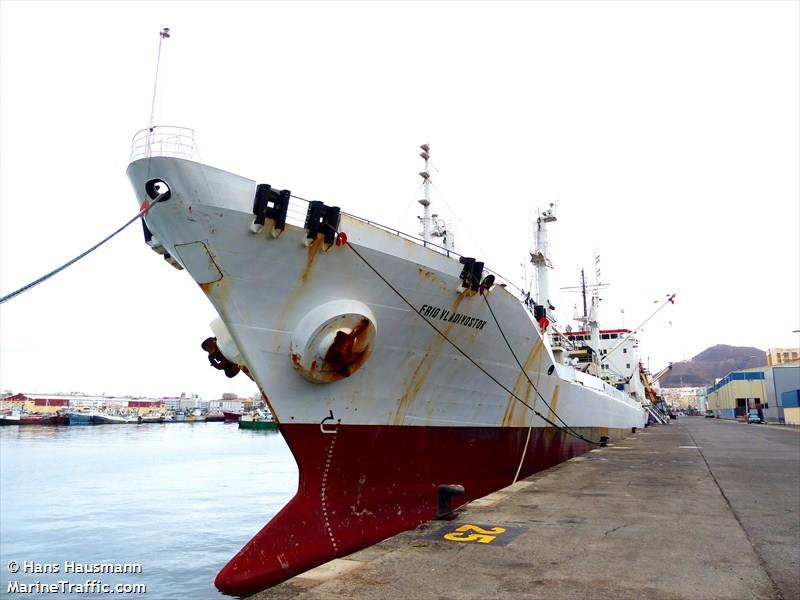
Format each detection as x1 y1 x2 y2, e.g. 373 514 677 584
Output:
0 423 297 599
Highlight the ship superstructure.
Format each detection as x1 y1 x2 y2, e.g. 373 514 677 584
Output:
536 214 674 424
127 126 646 596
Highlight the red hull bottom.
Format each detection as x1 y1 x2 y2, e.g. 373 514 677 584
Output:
215 423 626 596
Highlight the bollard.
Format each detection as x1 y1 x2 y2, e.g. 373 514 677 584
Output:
435 484 465 520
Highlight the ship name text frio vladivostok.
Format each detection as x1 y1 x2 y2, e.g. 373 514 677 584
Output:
418 304 488 330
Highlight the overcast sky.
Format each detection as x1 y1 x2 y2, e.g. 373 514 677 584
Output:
1 1 798 399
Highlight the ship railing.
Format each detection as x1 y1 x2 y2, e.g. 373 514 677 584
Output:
130 126 198 162
129 127 530 303
283 195 527 300
343 211 462 259
283 195 461 259
341 213 522 295
284 200 311 230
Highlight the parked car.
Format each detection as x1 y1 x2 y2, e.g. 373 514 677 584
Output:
704 410 716 418
747 410 764 424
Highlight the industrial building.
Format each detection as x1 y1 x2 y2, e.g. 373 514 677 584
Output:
706 364 800 425
0 391 259 416
0 393 164 415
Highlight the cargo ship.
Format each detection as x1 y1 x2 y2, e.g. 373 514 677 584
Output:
127 127 646 596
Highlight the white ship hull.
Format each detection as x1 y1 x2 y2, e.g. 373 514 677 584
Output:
127 153 645 595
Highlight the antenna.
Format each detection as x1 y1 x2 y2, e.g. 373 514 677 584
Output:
594 251 601 287
582 268 587 317
148 27 171 133
561 267 610 318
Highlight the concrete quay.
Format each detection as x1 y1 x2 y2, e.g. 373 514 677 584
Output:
250 418 799 600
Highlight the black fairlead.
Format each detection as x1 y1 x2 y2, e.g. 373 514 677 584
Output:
458 257 485 292
304 201 341 245
252 184 290 231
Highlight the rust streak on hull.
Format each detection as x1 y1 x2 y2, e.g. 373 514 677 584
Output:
546 384 561 424
301 234 325 283
393 290 469 425
502 339 544 427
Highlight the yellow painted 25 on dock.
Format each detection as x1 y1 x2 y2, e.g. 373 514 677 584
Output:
444 524 506 543
430 523 525 546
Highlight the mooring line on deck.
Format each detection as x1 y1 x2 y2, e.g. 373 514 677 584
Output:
482 294 598 446
333 228 604 448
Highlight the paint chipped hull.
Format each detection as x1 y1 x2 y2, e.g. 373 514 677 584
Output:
127 156 646 596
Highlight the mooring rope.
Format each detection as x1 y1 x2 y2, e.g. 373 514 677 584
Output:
481 294 601 445
333 229 604 448
0 198 166 305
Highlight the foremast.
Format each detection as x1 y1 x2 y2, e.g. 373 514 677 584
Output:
417 144 454 252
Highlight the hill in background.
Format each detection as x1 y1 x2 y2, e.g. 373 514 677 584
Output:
660 344 765 388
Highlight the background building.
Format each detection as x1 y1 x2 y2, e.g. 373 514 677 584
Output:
707 365 800 425
0 393 166 414
661 387 704 411
765 366 800 426
767 347 800 366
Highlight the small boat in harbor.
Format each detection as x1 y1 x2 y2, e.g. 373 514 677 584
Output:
137 413 165 424
0 411 21 426
184 408 207 423
206 412 225 422
67 411 97 425
22 414 68 425
92 413 136 425
222 411 241 424
0 411 68 426
238 410 278 431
